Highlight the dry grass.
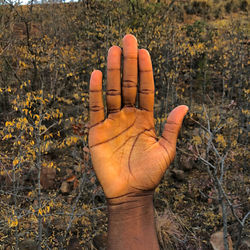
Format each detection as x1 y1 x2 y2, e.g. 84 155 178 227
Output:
156 209 186 250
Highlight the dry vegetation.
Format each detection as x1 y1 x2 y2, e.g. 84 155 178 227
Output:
0 0 249 249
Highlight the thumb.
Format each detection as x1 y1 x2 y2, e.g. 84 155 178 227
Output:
159 105 188 160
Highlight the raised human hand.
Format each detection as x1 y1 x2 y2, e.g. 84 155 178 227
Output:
88 34 188 199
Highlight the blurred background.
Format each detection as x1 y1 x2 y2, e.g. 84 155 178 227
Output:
0 0 249 249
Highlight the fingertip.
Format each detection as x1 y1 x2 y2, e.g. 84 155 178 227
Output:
123 34 137 43
179 105 189 114
172 105 189 114
167 105 189 123
139 49 150 56
91 69 102 77
90 70 102 90
123 34 138 51
139 49 152 71
107 46 122 70
139 49 150 62
108 45 122 55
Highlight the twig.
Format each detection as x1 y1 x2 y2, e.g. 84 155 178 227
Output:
198 156 216 170
40 122 58 136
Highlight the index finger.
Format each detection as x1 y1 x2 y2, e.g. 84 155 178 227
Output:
106 46 122 114
89 70 104 127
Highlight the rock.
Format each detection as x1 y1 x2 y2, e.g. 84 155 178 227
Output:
180 155 194 171
67 195 73 204
40 166 56 189
60 181 70 194
19 239 37 250
171 169 185 181
50 217 68 231
83 146 89 153
67 237 82 250
241 237 250 248
66 168 73 175
33 199 38 208
210 231 233 250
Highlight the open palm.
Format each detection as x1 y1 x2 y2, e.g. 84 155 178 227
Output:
89 35 188 199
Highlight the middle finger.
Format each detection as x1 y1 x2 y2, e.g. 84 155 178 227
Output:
122 34 138 107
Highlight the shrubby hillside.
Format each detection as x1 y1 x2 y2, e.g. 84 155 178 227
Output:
0 0 249 249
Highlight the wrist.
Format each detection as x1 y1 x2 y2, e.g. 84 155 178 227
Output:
107 190 154 220
107 190 159 250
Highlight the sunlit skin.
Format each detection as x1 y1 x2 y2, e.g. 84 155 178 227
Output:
88 34 188 200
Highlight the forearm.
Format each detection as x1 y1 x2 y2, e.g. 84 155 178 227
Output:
107 191 159 250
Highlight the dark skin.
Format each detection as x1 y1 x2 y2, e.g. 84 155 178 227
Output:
89 34 188 250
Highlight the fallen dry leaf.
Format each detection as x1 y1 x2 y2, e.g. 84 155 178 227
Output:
66 175 76 182
60 181 70 194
